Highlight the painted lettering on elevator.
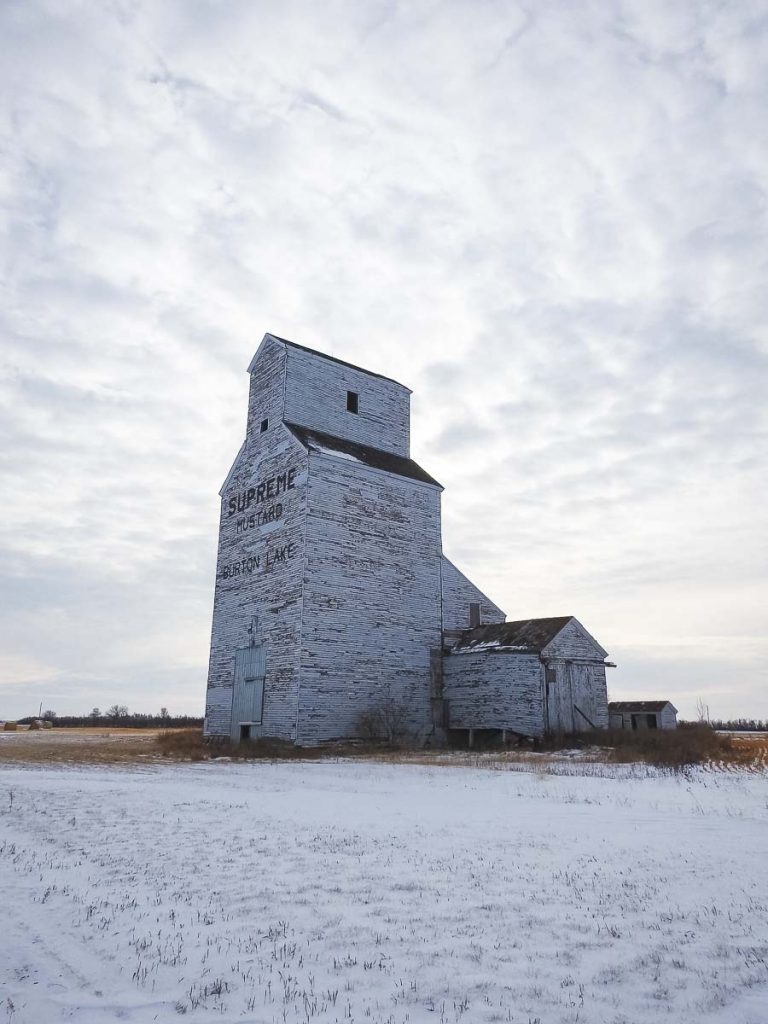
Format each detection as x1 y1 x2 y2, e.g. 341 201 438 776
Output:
219 541 298 580
227 467 297 517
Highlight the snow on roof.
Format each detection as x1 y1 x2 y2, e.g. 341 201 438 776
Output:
285 423 442 488
450 617 576 655
450 640 531 655
312 444 360 463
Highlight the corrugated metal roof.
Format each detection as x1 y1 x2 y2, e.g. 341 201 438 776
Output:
451 617 575 654
608 701 676 713
285 423 442 488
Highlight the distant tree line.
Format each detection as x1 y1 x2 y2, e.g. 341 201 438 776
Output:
16 706 203 728
708 718 768 732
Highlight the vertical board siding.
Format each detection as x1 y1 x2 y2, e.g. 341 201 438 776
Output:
230 645 267 739
545 660 609 732
441 557 505 640
283 344 411 457
541 620 609 732
568 664 608 730
443 653 545 737
545 661 574 732
297 452 442 744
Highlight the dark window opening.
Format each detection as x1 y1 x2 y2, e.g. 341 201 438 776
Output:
545 666 557 685
346 390 358 414
631 714 658 730
240 724 250 741
260 418 269 433
469 602 480 627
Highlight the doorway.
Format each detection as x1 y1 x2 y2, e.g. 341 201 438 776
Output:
231 644 266 743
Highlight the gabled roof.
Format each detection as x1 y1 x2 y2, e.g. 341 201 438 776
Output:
451 617 576 654
256 333 411 391
608 701 677 713
285 423 442 488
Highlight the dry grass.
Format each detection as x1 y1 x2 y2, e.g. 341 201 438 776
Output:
156 730 395 762
0 728 389 765
580 724 751 768
529 724 765 770
727 731 768 770
0 727 164 764
155 728 208 760
2 725 765 773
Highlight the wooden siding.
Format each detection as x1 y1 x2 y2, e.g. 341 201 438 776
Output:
545 661 608 732
441 557 505 639
610 704 677 730
230 645 266 740
540 620 608 732
659 704 678 729
246 336 287 440
297 451 442 744
205 337 615 746
542 618 608 661
204 339 309 741
283 343 411 457
443 653 544 737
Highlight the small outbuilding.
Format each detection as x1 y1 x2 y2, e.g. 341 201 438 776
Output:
442 616 611 741
608 701 678 731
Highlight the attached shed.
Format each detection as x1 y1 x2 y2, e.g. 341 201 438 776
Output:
608 701 677 731
442 616 611 740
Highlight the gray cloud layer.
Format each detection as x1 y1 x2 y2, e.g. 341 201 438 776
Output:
1 0 766 718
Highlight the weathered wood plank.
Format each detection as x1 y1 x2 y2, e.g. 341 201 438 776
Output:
443 652 545 737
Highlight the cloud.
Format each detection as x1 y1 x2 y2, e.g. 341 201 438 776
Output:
0 0 766 719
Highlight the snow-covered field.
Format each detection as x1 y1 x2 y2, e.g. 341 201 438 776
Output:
1 759 767 1024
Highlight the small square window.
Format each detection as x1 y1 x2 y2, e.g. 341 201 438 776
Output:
346 391 358 414
260 418 269 433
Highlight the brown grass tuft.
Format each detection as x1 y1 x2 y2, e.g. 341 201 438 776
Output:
542 724 752 769
156 729 208 760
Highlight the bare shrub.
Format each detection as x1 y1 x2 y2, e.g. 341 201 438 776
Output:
357 699 412 746
542 724 748 770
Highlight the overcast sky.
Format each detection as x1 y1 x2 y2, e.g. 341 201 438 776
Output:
1 0 766 721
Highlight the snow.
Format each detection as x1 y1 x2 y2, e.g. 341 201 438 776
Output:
1 759 767 1024
311 443 360 463
452 642 531 653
